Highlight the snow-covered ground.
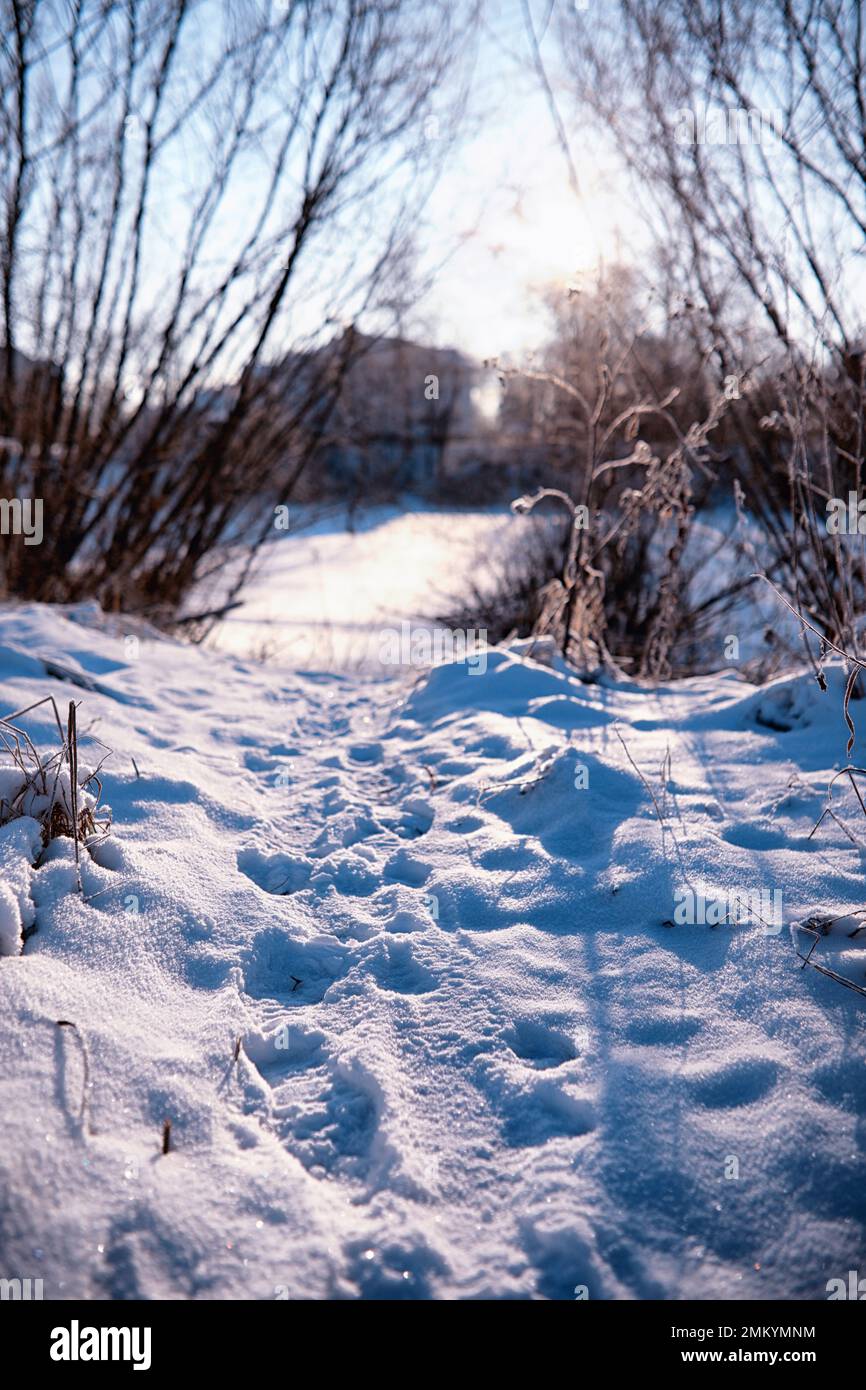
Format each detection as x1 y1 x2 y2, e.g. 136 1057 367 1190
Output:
1 512 865 1301
204 500 797 676
207 504 517 668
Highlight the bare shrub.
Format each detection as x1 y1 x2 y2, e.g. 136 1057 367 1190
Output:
0 0 476 622
465 273 740 677
555 2 866 647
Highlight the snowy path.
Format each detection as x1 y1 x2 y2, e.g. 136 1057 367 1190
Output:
0 605 865 1299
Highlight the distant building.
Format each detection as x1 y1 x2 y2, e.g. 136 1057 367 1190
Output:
313 332 482 491
190 330 542 500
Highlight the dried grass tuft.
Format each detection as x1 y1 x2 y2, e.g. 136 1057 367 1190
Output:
0 696 112 870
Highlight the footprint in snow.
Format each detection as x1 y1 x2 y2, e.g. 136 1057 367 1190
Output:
624 1013 703 1047
719 822 795 851
684 1056 779 1109
811 1059 866 1115
243 1023 327 1078
505 1019 578 1069
365 939 438 995
241 927 348 1005
397 796 434 839
500 1078 595 1149
238 1020 384 1181
237 846 312 895
348 741 384 763
342 1237 449 1299
273 1059 381 1182
383 847 431 886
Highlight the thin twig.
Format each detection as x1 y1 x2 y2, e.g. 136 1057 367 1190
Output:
755 574 866 669
613 724 666 837
797 952 866 997
67 701 81 888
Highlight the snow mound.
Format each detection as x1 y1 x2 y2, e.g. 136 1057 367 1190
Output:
0 817 41 955
0 878 22 955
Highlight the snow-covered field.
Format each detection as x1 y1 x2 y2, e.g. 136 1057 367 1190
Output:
1 510 865 1301
205 501 797 675
207 504 517 668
